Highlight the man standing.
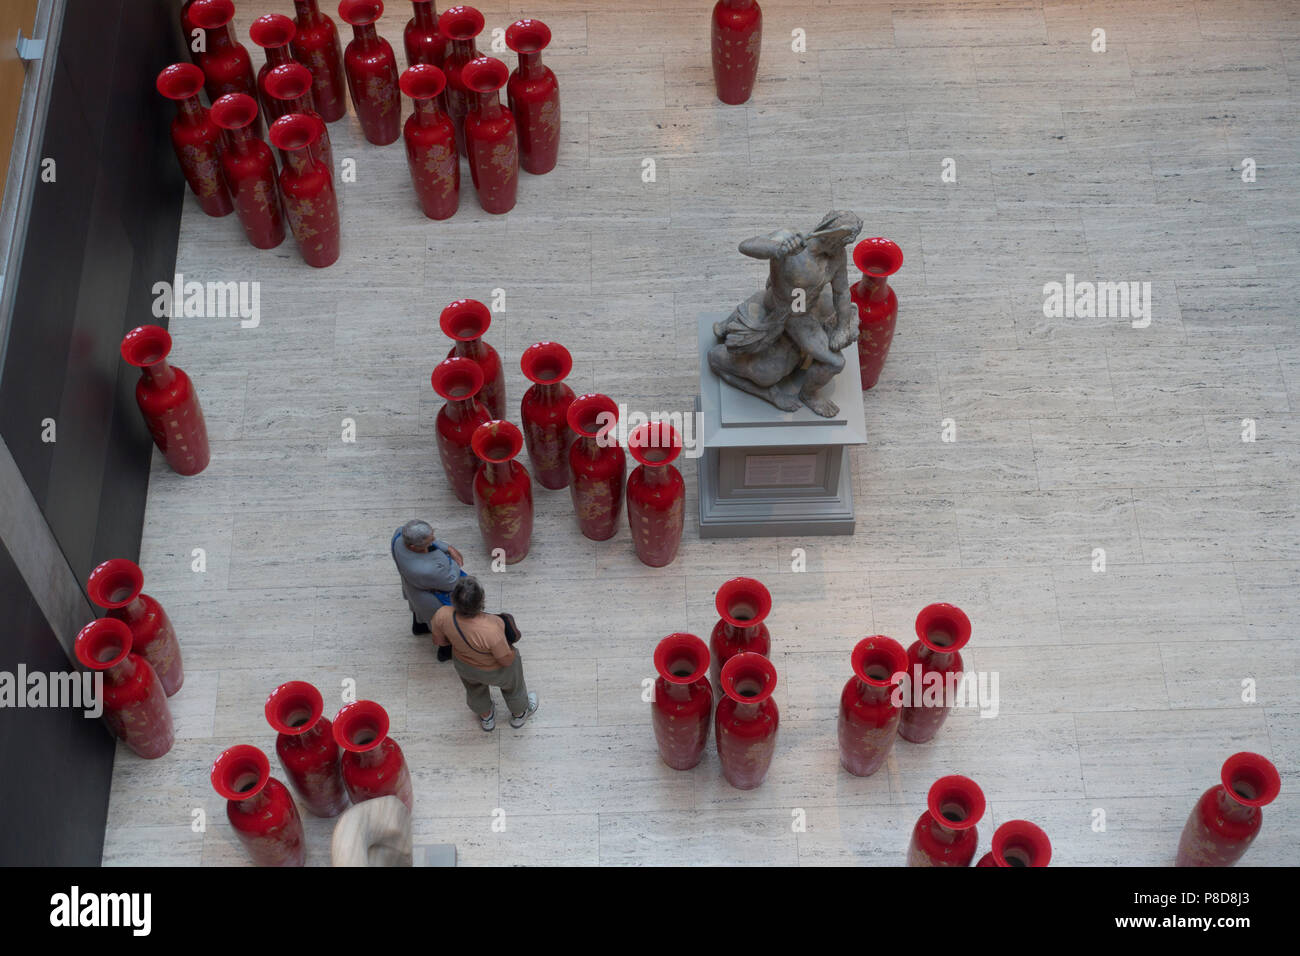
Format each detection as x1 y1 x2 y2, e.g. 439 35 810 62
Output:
391 520 465 661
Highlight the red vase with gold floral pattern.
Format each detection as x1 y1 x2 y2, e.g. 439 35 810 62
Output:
1176 753 1281 867
519 342 575 490
291 0 348 122
440 299 505 419
715 652 778 790
211 94 286 250
505 19 560 175
852 237 903 390
405 0 447 68
652 633 713 771
709 577 771 697
897 602 971 744
838 636 908 777
121 325 210 476
566 394 625 541
333 701 414 810
472 421 534 564
265 681 350 818
212 745 306 865
269 113 341 268
264 63 335 171
431 357 490 505
438 5 485 156
249 14 297 120
191 0 262 135
626 422 685 568
339 0 401 145
399 65 459 219
976 820 1052 867
157 63 233 217
711 0 761 105
462 56 519 214
75 619 174 759
907 775 985 867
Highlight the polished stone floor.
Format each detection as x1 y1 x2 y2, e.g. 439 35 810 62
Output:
103 0 1300 865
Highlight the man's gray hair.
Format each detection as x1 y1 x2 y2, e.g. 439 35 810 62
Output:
401 520 435 548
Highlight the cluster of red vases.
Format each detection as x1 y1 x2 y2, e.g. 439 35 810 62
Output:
651 578 779 789
164 0 341 266
431 300 688 568
211 690 411 866
73 561 186 760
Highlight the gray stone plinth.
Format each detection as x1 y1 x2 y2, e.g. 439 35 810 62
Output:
696 315 867 538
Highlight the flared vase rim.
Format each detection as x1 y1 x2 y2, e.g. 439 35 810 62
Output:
265 62 315 100
439 299 491 340
210 93 260 130
914 602 972 654
211 744 272 800
520 341 573 386
471 420 524 463
86 558 144 609
626 422 683 468
461 55 508 94
156 63 206 101
719 651 777 704
850 635 909 688
191 0 237 30
439 6 486 41
1220 752 1282 807
714 576 772 628
853 237 903 279
74 618 133 671
338 0 384 27
926 774 986 831
120 325 172 368
654 633 710 686
991 819 1052 867
566 393 619 439
400 63 448 100
332 699 390 753
250 13 297 47
269 112 321 151
265 680 326 735
431 356 485 401
505 18 551 55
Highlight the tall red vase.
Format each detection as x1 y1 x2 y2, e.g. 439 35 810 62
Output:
907 775 985 867
249 14 298 121
471 421 534 564
976 820 1052 867
211 745 307 866
709 577 771 697
74 619 174 759
121 325 210 476
86 559 184 698
1176 752 1281 867
651 633 713 771
897 602 972 744
462 57 519 215
291 0 348 123
156 63 233 218
520 342 576 490
399 65 459 220
438 5 485 157
191 0 262 136
210 94 287 250
333 700 414 810
505 19 560 175
838 635 908 777
626 422 685 568
339 0 401 146
711 0 762 106
405 0 448 68
716 652 779 790
440 299 505 418
265 681 350 818
264 63 335 171
852 237 903 390
269 113 341 268
566 393 625 541
431 357 490 505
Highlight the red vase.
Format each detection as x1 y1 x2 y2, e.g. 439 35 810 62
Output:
897 602 972 744
440 299 505 418
651 633 713 771
462 57 519 215
471 421 534 564
249 14 297 121
976 820 1052 867
715 652 779 790
711 0 762 106
121 325 210 476
264 63 335 172
626 422 685 568
709 577 772 697
405 0 447 68
269 113 341 268
190 0 262 136
339 0 401 146
211 745 306 866
907 775 985 867
431 357 490 505
1176 752 1281 867
265 681 350 818
851 237 904 390
291 0 348 123
505 19 560 175
520 342 576 490
210 94 287 250
837 636 908 777
566 393 625 541
86 559 184 698
438 5 484 157
74 619 174 759
333 700 414 810
399 65 459 220
156 63 233 218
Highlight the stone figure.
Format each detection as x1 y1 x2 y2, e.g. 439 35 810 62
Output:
708 210 864 417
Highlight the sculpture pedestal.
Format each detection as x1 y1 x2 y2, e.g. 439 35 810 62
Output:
696 314 867 538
